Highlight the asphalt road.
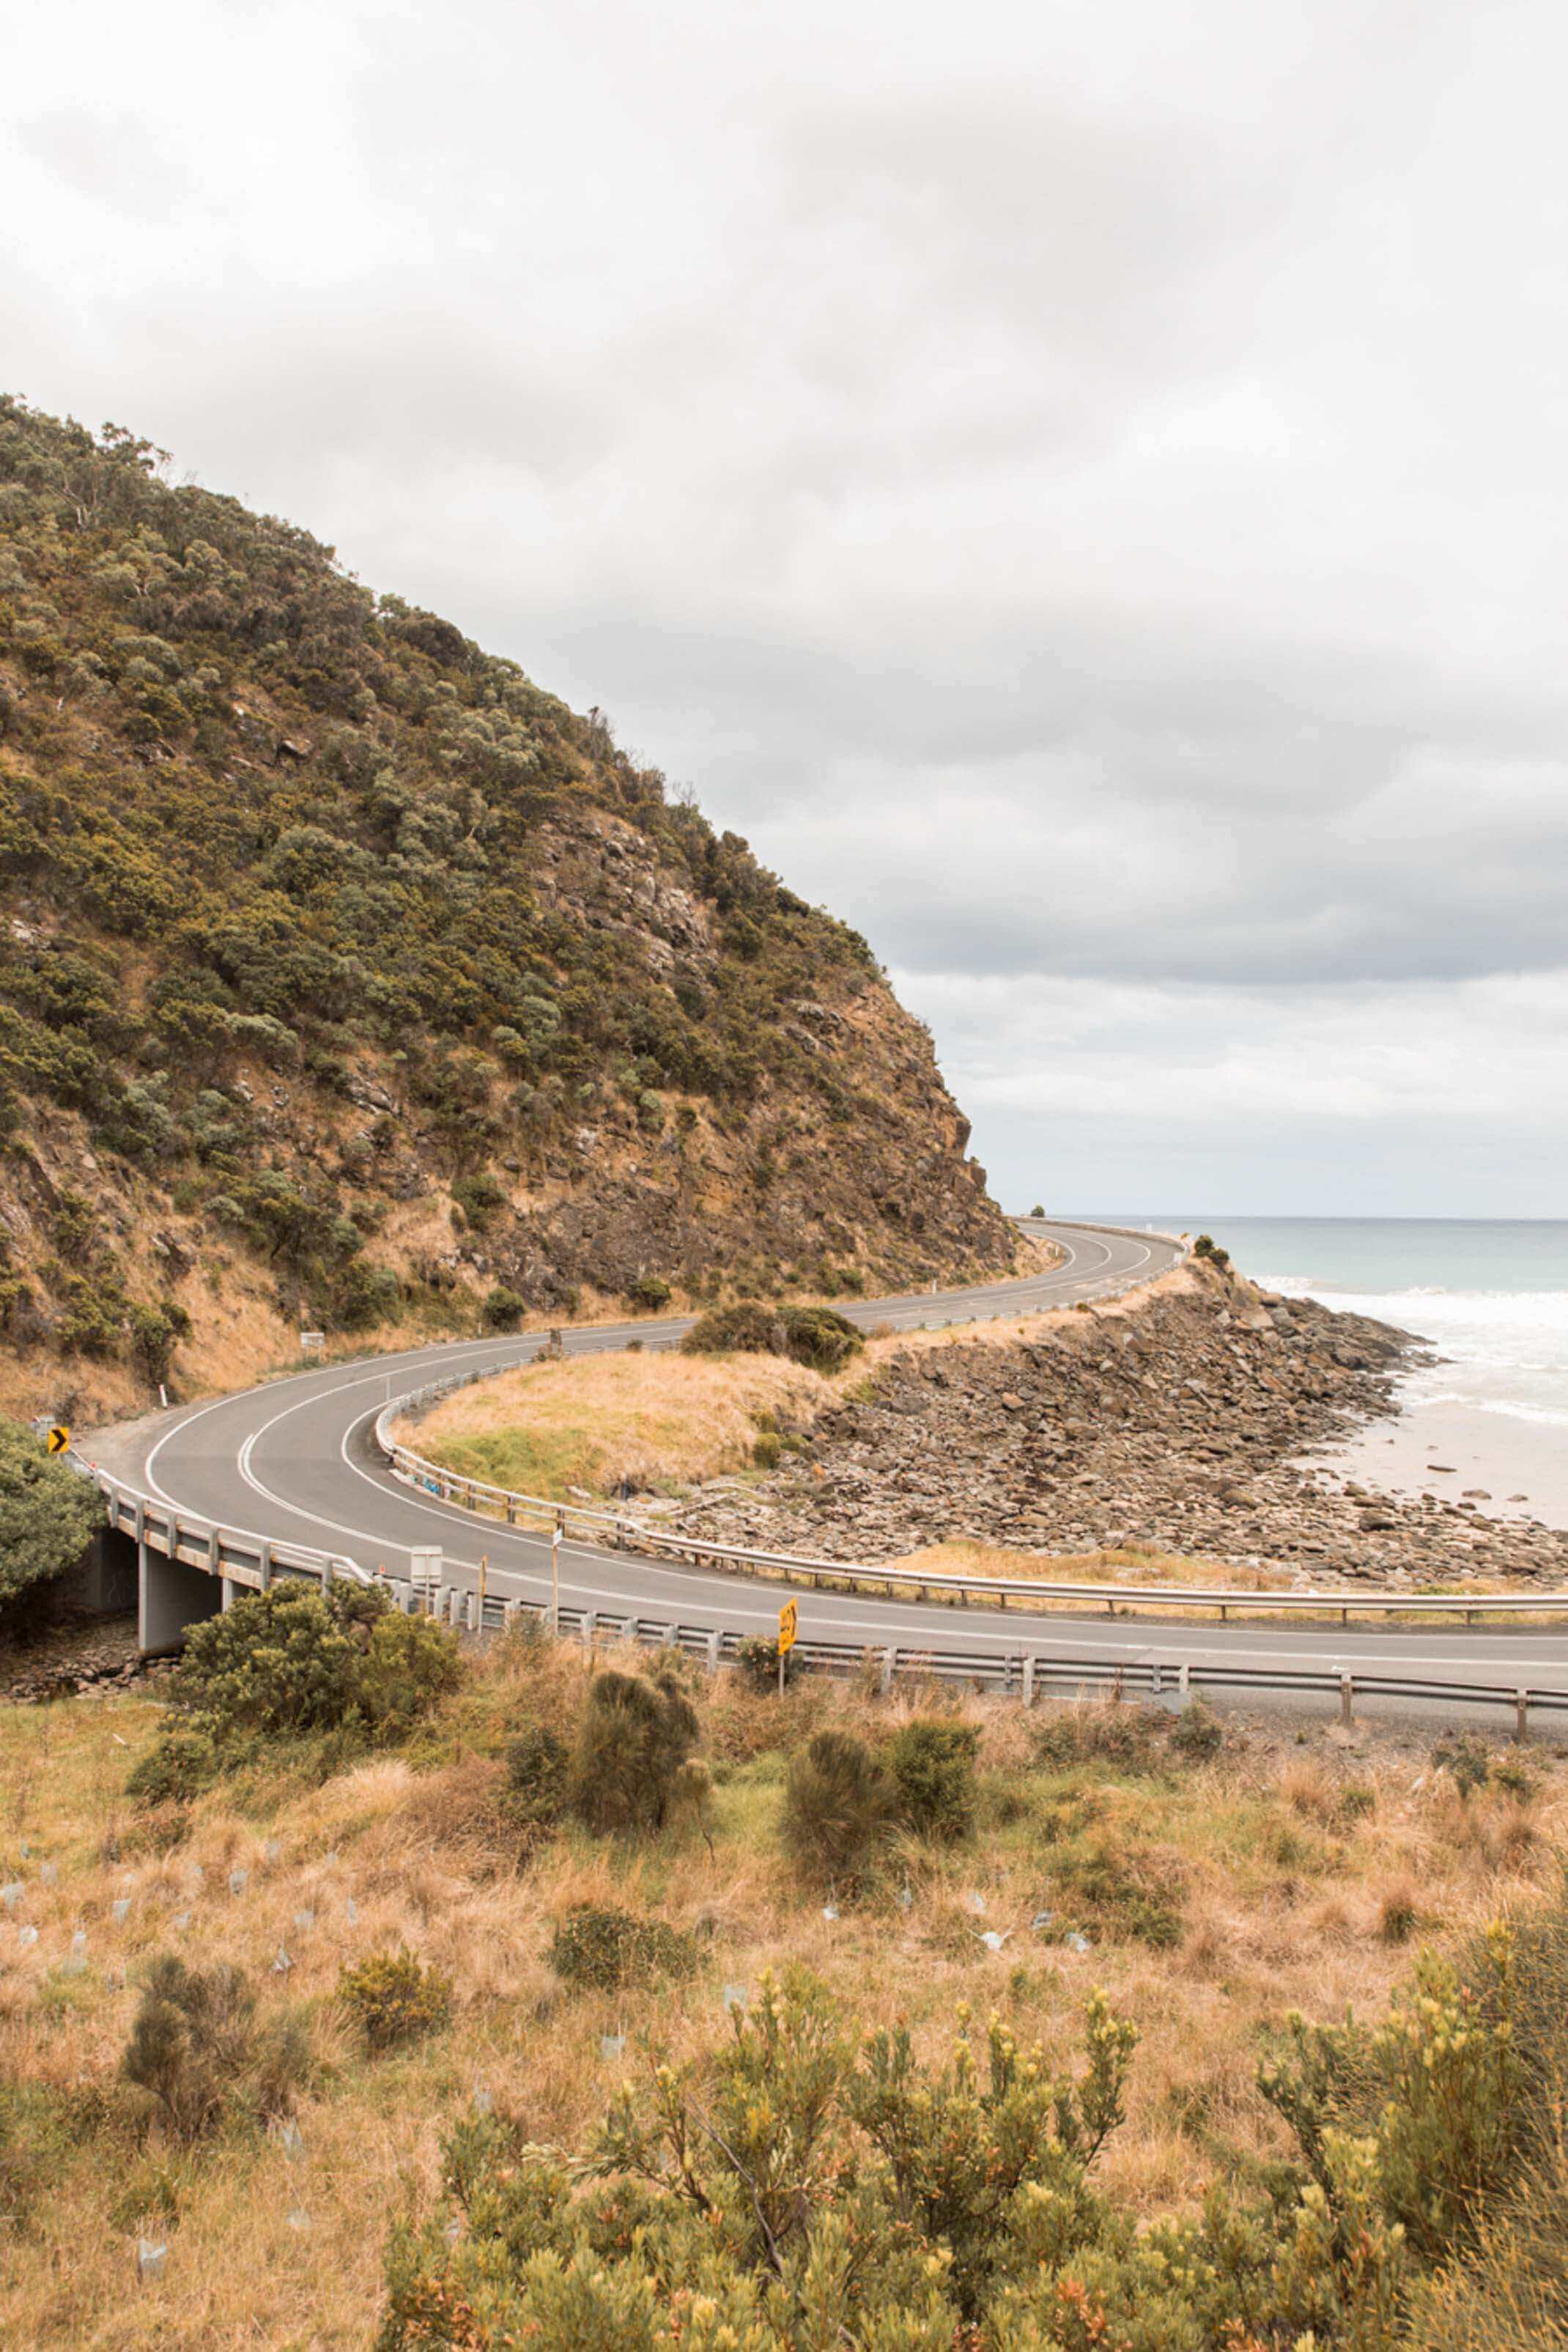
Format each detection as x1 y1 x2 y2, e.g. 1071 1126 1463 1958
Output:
85 1219 1568 1714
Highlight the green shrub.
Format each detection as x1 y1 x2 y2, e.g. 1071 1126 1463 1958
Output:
781 1729 897 1887
121 1956 308 2140
0 1417 103 1606
125 1723 219 1805
734 1634 796 1691
1169 1698 1224 1759
132 1583 459 1794
481 1285 527 1332
451 1172 506 1230
126 1299 191 1386
570 1669 700 1835
625 1273 671 1312
339 1950 451 2052
161 1584 364 1741
680 1301 785 1357
890 1718 979 1841
356 1610 463 1735
1193 1232 1232 1269
780 1303 863 1371
751 1430 783 1468
503 1723 569 1845
378 1976 1140 2346
547 1905 698 1993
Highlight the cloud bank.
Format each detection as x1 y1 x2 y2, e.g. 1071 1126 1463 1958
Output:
4 0 1565 1211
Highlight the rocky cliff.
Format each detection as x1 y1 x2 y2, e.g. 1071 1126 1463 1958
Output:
0 400 1013 1420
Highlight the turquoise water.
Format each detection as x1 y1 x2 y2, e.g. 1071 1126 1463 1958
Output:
1109 1217 1568 1434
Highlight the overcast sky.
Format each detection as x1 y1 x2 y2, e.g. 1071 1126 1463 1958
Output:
7 0 1567 1216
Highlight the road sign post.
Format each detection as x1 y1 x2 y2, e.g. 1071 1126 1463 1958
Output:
777 1599 797 1697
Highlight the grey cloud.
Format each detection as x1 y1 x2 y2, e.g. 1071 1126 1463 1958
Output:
2 0 1565 1208
18 110 195 218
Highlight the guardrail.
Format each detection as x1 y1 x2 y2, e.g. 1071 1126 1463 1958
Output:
373 1386 1568 1630
89 1469 377 1596
76 1459 1568 1734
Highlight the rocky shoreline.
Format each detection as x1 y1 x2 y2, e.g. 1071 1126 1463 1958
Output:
648 1262 1568 1586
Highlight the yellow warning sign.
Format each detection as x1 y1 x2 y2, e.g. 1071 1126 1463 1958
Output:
777 1599 798 1654
45 1424 70 1455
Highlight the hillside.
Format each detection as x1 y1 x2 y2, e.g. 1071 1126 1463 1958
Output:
0 399 1013 1422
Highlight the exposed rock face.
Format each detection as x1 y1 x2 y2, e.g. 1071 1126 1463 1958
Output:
656 1265 1568 1585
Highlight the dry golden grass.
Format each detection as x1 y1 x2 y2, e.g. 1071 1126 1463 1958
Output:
402 1349 835 1498
884 1538 1295 1594
1 1635 1559 2346
393 1257 1197 1510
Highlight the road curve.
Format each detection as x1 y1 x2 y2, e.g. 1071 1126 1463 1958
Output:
84 1220 1568 1712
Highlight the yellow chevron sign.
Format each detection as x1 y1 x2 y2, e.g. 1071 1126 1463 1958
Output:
777 1600 798 1653
45 1424 70 1455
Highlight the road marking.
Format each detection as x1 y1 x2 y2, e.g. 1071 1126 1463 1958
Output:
130 1221 1272 1662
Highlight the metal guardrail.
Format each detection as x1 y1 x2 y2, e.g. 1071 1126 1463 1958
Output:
89 1471 376 1596
72 1220 1568 1730
373 1382 1568 1630
77 1460 1568 1734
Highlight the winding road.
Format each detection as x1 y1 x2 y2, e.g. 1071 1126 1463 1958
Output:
86 1219 1568 1722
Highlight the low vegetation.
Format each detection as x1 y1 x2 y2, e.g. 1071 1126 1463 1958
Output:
0 1621 1564 2344
681 1298 866 1371
398 1345 832 1501
127 1581 460 1802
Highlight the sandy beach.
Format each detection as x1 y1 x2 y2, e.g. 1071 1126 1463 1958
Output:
1315 1397 1568 1534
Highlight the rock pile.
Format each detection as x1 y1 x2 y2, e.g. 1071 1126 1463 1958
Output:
0 1616 169 1705
655 1265 1568 1586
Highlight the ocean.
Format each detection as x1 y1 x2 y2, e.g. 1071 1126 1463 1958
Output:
1111 1217 1568 1526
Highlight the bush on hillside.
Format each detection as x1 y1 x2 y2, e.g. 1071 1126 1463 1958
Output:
680 1301 785 1357
382 1901 1549 2348
569 1668 700 1835
481 1285 527 1332
355 1610 465 1734
377 1976 1142 2345
625 1273 671 1312
734 1633 798 1691
503 1723 569 1848
781 1729 898 1887
679 1298 863 1372
889 1718 979 1841
121 1956 308 2140
129 1583 459 1796
125 1722 221 1806
339 1951 451 2053
0 1418 103 1608
547 1905 698 1993
780 1303 863 1370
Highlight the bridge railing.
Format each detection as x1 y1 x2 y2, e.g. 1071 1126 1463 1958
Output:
74 1459 1568 1734
86 1467 378 1596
